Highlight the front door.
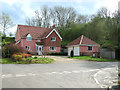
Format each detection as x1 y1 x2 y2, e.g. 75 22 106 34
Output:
74 46 79 56
38 46 43 55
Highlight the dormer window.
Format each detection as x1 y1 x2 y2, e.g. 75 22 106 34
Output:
51 37 56 41
26 34 32 41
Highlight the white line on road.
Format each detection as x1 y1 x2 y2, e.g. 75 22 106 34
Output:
93 67 118 88
2 69 101 78
2 74 12 78
16 74 26 77
63 71 72 74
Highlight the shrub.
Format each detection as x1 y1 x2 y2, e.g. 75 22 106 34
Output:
118 73 120 77
34 56 38 59
2 43 26 58
12 55 23 61
47 52 67 56
2 39 9 46
12 53 31 59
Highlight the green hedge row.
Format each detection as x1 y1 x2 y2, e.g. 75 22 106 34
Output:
47 52 67 56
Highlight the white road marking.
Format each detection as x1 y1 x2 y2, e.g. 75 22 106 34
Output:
2 69 101 78
2 74 12 78
51 72 57 74
93 67 118 88
94 72 100 86
72 71 80 73
16 74 26 77
63 71 71 74
27 73 36 76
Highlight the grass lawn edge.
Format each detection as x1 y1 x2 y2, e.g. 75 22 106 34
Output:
69 56 119 62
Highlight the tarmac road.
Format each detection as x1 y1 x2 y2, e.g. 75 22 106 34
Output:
1 56 118 88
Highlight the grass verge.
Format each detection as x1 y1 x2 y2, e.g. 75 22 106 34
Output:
69 56 119 62
0 57 54 64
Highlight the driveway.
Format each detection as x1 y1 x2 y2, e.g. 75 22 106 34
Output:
1 56 118 88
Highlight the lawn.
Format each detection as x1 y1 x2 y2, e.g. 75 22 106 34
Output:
0 58 15 64
0 57 54 64
69 56 119 62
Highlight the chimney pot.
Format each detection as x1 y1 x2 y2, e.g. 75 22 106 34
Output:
53 25 55 28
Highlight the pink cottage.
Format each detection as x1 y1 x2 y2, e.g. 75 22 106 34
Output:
67 35 100 56
15 25 62 55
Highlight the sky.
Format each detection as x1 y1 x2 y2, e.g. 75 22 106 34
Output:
0 0 119 36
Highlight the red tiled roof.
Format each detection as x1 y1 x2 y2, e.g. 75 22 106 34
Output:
17 25 53 40
67 35 100 46
68 36 82 46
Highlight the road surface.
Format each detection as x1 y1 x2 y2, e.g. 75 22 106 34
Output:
1 56 118 88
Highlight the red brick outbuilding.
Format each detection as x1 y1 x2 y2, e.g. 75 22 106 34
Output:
67 35 100 56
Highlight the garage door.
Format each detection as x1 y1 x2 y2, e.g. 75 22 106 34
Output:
68 47 73 56
74 46 79 56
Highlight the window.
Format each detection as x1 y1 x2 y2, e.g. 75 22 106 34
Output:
88 46 92 51
50 47 56 51
25 46 30 51
26 34 32 41
51 37 56 41
37 40 40 42
27 37 32 41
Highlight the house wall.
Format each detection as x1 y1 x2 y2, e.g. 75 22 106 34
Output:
79 46 99 52
15 28 20 41
67 45 99 56
16 30 61 54
42 31 61 47
79 46 99 56
43 46 60 53
17 31 61 54
20 39 38 53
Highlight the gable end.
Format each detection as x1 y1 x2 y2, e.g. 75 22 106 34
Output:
46 29 62 40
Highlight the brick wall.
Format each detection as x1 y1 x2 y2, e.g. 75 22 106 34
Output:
79 46 99 52
42 31 61 47
43 46 60 53
21 39 38 53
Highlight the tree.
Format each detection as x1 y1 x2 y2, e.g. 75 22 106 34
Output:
51 6 76 28
26 6 50 27
26 6 77 29
41 6 50 27
0 12 14 36
76 15 89 24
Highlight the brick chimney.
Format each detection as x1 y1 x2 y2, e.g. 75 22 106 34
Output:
53 25 55 29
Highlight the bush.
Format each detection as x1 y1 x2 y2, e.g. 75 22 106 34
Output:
34 56 38 59
2 43 26 58
12 53 31 62
12 55 23 61
12 53 31 59
47 52 67 56
2 39 9 46
118 73 120 77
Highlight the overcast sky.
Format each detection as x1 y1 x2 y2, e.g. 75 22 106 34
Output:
0 0 119 36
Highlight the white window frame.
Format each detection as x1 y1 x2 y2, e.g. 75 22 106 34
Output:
37 40 40 42
51 37 56 41
25 46 30 51
88 46 92 51
50 47 56 51
26 34 32 41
